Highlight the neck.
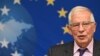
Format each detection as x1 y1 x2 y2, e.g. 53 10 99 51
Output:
78 43 89 48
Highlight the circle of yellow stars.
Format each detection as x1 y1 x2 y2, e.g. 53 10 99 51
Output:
30 0 70 34
46 0 69 34
45 1 70 55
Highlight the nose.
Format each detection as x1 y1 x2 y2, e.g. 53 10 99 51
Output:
79 24 84 33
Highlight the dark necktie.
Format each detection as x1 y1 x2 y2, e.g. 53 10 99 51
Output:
78 48 87 56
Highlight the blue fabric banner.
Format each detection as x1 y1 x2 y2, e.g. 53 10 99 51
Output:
0 0 100 56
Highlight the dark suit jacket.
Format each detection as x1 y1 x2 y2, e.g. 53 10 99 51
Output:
48 40 100 56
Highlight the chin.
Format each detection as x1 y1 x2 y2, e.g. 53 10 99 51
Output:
78 40 88 44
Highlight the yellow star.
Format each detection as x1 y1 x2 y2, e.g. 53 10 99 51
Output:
47 0 55 6
58 8 68 18
14 0 21 5
62 25 69 34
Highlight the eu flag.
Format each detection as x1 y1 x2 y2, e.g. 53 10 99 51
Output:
0 0 100 56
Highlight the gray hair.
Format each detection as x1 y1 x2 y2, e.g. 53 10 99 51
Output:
68 6 95 24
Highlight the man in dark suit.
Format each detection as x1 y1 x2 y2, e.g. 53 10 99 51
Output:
48 6 100 56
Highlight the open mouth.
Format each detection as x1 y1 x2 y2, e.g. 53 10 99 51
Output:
78 35 86 40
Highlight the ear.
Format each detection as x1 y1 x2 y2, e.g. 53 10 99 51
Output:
67 25 72 35
93 23 96 32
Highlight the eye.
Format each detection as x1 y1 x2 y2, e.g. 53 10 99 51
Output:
83 22 90 25
71 23 79 27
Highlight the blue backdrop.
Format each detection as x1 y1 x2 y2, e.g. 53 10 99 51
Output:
0 0 100 56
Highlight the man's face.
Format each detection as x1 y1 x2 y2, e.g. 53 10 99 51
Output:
68 10 96 45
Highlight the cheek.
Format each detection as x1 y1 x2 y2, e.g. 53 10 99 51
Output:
87 27 95 35
71 30 78 36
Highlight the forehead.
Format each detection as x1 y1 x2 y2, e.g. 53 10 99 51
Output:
71 10 91 23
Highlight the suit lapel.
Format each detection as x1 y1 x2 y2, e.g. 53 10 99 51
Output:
63 42 74 56
93 40 100 56
62 40 100 56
